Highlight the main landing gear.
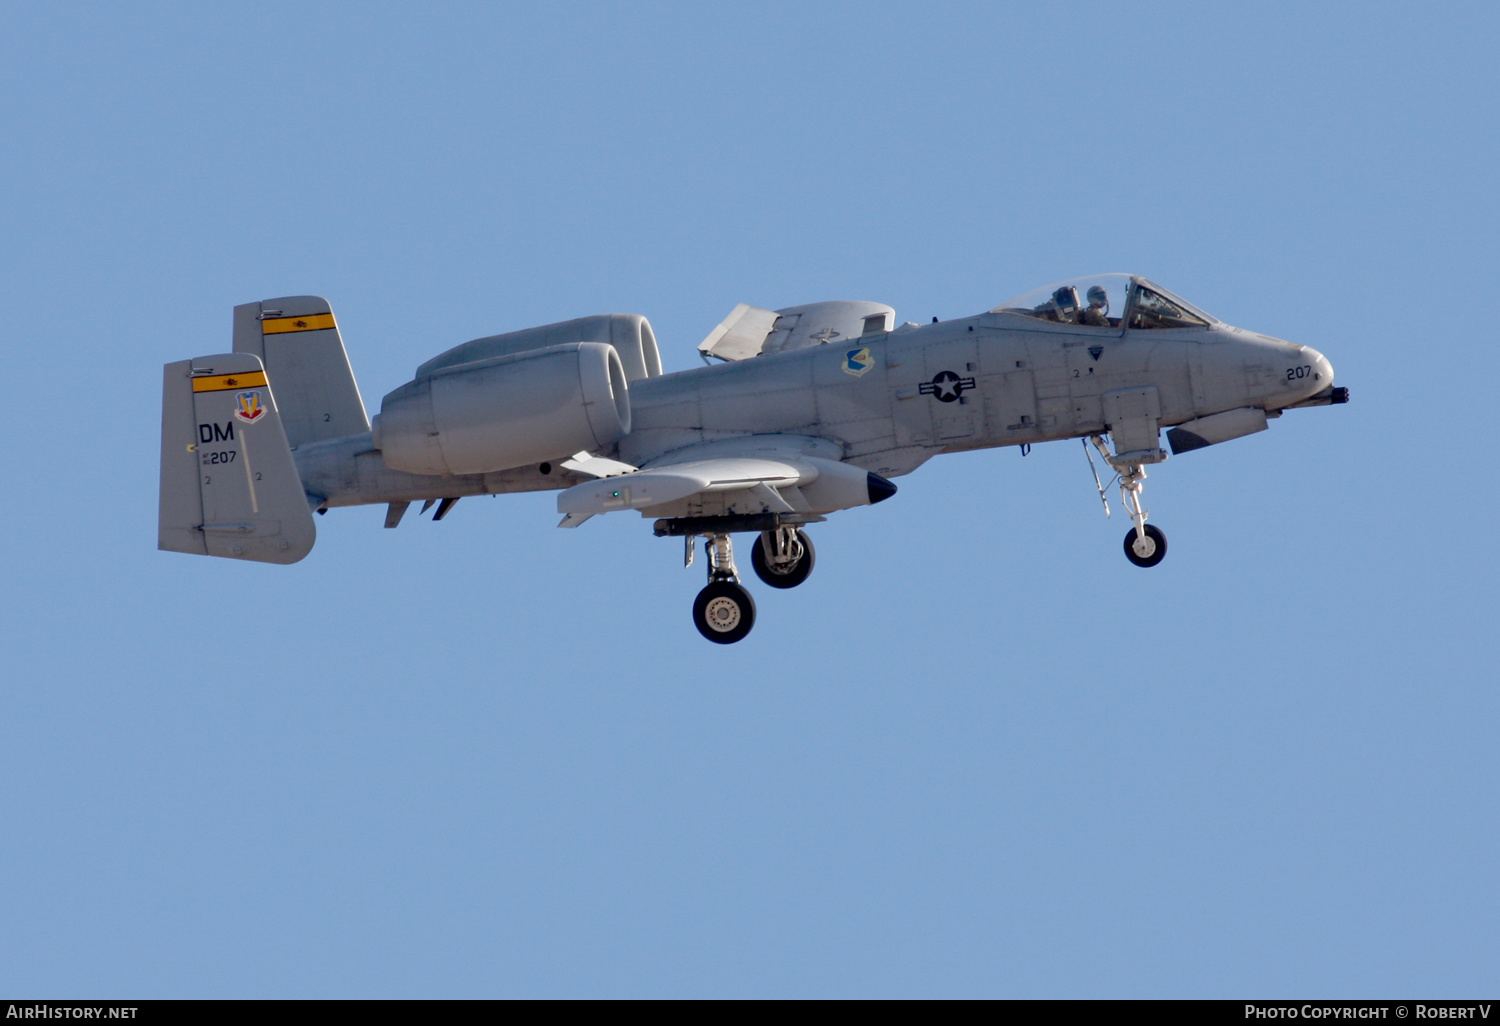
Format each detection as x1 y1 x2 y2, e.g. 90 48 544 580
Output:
1086 435 1169 569
655 515 824 644
690 534 756 644
751 527 815 589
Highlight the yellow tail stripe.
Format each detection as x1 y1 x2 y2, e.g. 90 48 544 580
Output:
192 371 269 392
262 312 336 334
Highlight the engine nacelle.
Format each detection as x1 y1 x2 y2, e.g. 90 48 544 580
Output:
373 342 631 476
415 313 662 383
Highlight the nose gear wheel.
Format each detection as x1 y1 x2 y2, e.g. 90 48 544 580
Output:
1123 523 1167 567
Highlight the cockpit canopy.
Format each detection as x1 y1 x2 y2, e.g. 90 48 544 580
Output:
992 274 1218 330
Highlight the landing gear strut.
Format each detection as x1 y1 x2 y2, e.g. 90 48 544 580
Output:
691 533 756 644
751 527 815 589
1087 435 1169 568
1115 462 1167 568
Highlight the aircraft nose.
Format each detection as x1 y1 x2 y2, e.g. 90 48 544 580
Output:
1283 343 1335 403
1307 346 1335 383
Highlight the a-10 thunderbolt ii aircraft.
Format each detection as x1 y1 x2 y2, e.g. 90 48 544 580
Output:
159 273 1347 643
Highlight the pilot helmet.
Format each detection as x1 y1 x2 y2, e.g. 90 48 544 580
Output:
1086 285 1109 311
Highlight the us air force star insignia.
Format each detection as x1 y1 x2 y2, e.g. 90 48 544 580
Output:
811 328 841 344
919 370 976 402
1088 345 1103 361
843 346 874 377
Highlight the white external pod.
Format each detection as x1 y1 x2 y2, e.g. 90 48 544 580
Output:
795 456 887 513
374 342 631 476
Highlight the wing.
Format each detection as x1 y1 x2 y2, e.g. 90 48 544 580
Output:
697 301 897 362
696 304 781 362
555 441 895 527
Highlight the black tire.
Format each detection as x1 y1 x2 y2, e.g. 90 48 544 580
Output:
1123 524 1167 568
751 529 816 589
692 580 757 643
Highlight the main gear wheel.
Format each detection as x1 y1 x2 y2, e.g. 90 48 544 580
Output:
693 580 756 643
751 528 815 589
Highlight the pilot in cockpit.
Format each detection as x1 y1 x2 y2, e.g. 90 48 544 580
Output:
1079 285 1111 326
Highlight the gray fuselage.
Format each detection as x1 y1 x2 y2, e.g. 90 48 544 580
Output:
294 310 1330 511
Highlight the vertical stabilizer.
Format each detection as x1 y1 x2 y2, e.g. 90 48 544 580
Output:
233 296 369 450
158 354 316 564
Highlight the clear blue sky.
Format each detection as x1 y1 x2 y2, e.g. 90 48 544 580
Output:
2 1 1496 998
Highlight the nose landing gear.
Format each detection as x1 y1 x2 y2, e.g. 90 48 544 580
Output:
1116 460 1168 567
1086 435 1169 568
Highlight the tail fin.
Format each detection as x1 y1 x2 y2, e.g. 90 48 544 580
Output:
158 354 316 564
232 296 369 450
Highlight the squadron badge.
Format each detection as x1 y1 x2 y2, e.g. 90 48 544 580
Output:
843 346 874 378
234 390 266 424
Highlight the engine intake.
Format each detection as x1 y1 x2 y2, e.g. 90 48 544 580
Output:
373 342 630 476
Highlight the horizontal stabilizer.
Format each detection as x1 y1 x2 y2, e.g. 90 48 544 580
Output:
158 354 315 564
